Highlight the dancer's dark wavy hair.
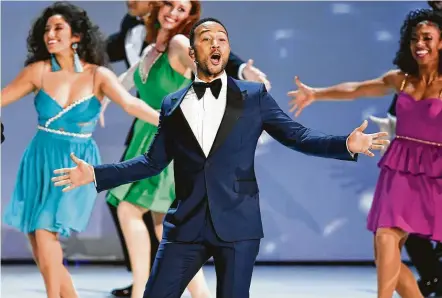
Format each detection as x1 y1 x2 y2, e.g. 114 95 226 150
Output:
393 9 442 75
24 1 107 66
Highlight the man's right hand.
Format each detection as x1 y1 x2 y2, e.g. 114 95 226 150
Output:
52 153 95 192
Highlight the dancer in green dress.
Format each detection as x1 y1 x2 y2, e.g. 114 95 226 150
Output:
107 52 190 212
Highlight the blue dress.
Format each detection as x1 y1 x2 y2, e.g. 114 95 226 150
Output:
3 89 102 238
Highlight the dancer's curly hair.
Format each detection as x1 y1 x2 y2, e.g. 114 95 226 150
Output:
393 9 442 75
24 1 107 66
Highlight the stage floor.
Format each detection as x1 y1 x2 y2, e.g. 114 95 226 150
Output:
1 265 406 297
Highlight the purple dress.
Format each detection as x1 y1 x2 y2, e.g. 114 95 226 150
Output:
367 91 442 241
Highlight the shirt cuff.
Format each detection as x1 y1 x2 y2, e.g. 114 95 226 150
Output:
346 137 355 158
238 63 247 80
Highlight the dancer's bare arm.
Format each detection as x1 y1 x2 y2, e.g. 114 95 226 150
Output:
168 34 196 76
288 70 403 117
1 62 43 107
96 67 159 126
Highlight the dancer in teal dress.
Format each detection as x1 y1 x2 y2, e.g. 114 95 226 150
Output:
1 2 159 297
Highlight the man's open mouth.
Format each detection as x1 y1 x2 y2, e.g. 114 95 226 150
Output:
210 53 221 65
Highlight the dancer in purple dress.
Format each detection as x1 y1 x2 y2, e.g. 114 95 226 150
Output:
288 9 442 298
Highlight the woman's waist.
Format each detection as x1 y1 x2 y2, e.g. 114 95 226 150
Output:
35 126 95 143
379 135 442 178
393 135 442 147
38 118 98 133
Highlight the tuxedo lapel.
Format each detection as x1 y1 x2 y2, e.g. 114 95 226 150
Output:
208 77 245 157
168 85 206 158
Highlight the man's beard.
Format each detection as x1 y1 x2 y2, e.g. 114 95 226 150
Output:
195 51 227 77
198 61 226 77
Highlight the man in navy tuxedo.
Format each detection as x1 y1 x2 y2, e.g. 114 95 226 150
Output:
105 3 270 295
53 18 388 298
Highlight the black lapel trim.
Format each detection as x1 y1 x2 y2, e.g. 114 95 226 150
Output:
208 77 246 157
168 85 205 158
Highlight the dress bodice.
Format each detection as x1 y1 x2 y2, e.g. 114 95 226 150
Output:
395 91 442 143
379 91 442 178
34 89 101 134
133 52 191 110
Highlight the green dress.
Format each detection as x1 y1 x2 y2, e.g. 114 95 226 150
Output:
107 53 191 212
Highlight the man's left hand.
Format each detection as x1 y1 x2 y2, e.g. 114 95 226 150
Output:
347 120 390 157
242 59 271 90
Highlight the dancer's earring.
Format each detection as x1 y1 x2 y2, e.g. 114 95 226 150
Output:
72 43 83 73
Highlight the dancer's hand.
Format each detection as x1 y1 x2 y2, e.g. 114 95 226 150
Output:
242 59 271 90
368 115 394 155
347 120 390 157
368 115 393 134
288 76 316 117
52 153 95 192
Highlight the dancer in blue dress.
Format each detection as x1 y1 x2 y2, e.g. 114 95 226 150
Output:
1 2 159 297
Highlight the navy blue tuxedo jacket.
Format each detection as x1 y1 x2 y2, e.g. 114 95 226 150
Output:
94 77 357 242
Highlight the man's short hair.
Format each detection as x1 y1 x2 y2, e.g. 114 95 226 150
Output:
189 17 228 48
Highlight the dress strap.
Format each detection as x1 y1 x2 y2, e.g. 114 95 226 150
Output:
400 73 408 92
92 66 99 90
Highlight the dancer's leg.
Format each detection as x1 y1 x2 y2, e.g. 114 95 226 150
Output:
395 236 424 298
374 228 423 298
117 201 152 298
29 233 78 298
34 230 65 298
107 200 132 271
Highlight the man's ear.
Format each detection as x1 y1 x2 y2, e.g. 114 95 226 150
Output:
189 46 195 61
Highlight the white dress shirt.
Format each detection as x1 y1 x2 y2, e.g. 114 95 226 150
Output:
180 72 228 157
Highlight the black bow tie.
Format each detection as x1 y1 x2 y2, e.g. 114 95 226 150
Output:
193 78 222 99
